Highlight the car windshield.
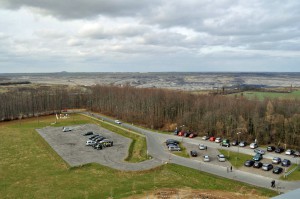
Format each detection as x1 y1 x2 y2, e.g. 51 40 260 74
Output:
219 155 224 158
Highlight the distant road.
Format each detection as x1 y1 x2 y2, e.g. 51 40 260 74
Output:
83 112 300 193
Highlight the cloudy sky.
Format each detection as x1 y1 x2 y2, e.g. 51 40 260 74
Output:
0 0 300 73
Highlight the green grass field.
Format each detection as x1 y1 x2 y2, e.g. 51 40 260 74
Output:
232 90 300 100
0 115 277 198
218 149 253 168
281 164 300 181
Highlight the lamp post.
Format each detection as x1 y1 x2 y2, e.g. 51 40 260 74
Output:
236 132 242 166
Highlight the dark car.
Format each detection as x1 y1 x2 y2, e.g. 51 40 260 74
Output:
89 135 100 140
244 160 255 167
275 147 284 153
221 139 230 147
184 132 191 137
294 151 300 158
253 161 263 168
267 146 276 152
262 163 273 171
83 131 93 136
273 166 283 174
166 139 179 145
231 140 239 146
190 150 198 157
95 136 106 142
281 159 291 167
174 129 179 135
253 153 263 161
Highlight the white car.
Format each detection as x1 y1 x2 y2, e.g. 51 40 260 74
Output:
217 154 226 162
62 127 71 132
168 145 181 151
202 136 209 140
115 120 122 124
86 140 96 146
285 149 294 155
250 143 258 149
199 144 207 150
215 137 222 143
203 155 210 162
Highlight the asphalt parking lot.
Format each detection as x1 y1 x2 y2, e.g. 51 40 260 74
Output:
37 124 162 171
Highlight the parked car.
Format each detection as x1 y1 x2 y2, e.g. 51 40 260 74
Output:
253 161 263 168
189 133 196 138
202 135 209 140
285 149 294 155
166 139 179 146
86 140 96 146
262 163 273 171
168 145 181 151
83 131 93 136
294 151 300 158
267 146 276 152
215 137 222 143
273 166 283 174
272 157 282 164
253 153 263 161
173 129 179 135
93 144 103 150
254 148 266 155
250 143 258 149
231 140 239 146
62 127 71 132
95 136 106 142
221 139 230 147
244 160 255 167
281 159 291 167
190 150 198 157
239 141 247 147
89 134 100 139
209 136 216 142
184 132 191 137
203 155 210 162
275 147 284 153
217 154 226 162
114 120 122 124
199 144 207 150
100 140 113 147
178 131 184 136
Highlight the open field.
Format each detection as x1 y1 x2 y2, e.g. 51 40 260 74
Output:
0 115 277 198
232 90 300 100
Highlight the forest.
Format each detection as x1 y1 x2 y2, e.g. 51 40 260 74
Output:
1 85 299 149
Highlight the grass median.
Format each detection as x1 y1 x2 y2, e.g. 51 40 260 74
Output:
218 149 253 168
280 164 300 181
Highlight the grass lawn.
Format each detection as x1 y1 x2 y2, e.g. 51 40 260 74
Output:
173 142 190 158
219 149 253 168
0 115 277 198
231 90 300 100
281 164 300 181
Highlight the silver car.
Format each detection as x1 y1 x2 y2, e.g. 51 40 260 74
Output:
217 154 226 162
199 144 207 150
203 155 210 162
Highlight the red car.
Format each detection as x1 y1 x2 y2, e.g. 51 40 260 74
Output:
178 131 184 136
189 133 196 138
209 136 216 142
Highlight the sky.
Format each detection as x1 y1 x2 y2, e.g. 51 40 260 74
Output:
0 0 300 73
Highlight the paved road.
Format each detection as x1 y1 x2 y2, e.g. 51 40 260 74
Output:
83 112 300 193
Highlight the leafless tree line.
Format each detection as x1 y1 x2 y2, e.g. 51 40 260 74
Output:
0 85 299 148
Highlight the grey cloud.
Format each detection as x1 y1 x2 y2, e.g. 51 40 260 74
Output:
0 0 161 19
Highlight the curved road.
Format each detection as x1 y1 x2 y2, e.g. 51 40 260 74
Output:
83 112 300 193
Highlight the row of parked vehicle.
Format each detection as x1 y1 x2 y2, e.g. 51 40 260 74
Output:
174 129 197 138
166 139 181 151
244 160 285 174
84 131 113 150
201 135 300 157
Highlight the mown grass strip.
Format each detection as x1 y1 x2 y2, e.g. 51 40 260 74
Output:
280 164 300 181
218 149 253 168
